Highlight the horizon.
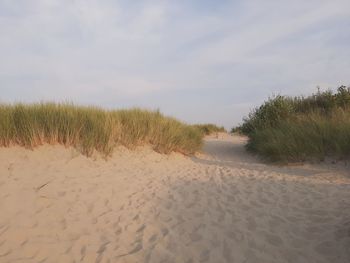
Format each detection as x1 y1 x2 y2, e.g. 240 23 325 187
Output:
1 0 350 129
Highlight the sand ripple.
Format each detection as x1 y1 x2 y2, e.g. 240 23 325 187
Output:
0 136 349 263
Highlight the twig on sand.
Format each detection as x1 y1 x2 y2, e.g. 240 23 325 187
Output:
35 180 53 192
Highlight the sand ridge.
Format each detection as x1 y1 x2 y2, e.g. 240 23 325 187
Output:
0 135 349 263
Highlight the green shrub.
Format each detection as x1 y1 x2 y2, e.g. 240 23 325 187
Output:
239 86 350 136
246 109 350 162
237 86 350 162
240 95 295 135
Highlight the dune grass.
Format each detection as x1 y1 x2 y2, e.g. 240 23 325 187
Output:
0 103 203 156
246 109 350 162
193 124 226 135
237 86 350 162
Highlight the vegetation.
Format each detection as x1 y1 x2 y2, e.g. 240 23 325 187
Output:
0 103 203 156
193 124 226 135
237 86 350 162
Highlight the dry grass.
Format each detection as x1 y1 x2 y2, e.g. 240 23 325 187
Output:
193 124 226 135
0 103 203 156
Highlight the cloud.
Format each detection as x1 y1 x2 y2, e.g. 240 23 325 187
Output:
0 0 350 128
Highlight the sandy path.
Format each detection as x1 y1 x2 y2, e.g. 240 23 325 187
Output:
0 135 349 263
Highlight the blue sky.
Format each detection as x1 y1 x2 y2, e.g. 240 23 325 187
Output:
1 0 350 128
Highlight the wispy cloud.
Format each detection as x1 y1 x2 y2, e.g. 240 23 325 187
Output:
1 0 349 128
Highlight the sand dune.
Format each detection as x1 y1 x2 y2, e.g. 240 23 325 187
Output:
0 134 349 263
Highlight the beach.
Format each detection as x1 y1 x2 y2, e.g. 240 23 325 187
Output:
0 134 349 263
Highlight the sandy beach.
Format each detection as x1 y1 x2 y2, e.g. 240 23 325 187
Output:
0 134 349 263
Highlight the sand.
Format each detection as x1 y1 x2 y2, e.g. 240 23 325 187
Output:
0 134 349 263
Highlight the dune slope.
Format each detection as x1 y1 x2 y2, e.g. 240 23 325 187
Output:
0 135 349 263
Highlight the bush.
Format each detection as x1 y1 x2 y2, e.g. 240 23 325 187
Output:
239 95 295 135
239 86 350 136
237 86 350 162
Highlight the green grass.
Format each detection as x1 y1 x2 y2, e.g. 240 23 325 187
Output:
239 86 350 135
0 103 203 156
193 124 226 136
246 109 350 162
237 86 350 162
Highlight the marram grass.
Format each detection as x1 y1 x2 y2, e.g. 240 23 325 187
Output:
0 103 203 156
246 109 350 162
237 86 350 162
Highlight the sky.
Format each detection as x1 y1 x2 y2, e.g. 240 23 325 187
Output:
1 0 350 129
